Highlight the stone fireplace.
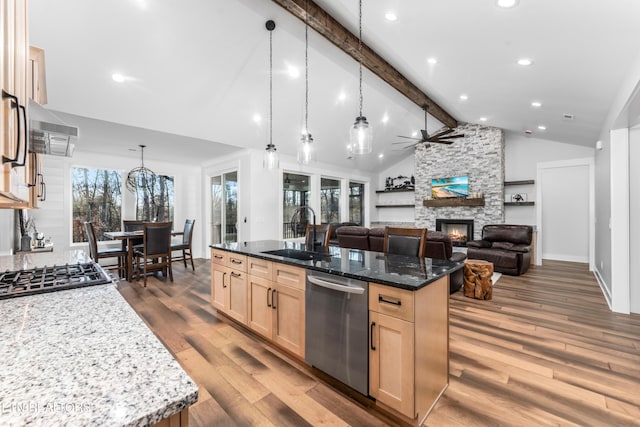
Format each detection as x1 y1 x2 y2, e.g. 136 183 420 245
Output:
436 219 474 247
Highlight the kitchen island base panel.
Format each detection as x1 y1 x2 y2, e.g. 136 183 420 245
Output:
152 408 189 426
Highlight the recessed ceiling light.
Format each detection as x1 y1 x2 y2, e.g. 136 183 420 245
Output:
517 58 533 66
287 65 300 78
459 94 468 101
479 117 488 122
531 101 542 108
378 153 384 158
384 12 397 21
252 114 261 123
496 0 519 8
112 73 125 83
427 57 438 65
338 92 346 102
537 125 547 130
381 114 389 124
411 131 418 137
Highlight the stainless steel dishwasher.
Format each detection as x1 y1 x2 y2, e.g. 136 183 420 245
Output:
305 270 369 395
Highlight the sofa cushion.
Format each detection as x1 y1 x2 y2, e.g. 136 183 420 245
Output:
482 224 532 245
467 240 492 248
492 241 530 253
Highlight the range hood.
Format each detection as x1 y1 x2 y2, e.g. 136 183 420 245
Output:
28 99 78 157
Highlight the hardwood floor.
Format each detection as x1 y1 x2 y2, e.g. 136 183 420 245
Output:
118 259 640 426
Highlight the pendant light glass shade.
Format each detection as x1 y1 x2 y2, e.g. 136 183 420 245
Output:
263 20 279 170
349 0 372 155
297 132 314 164
349 116 372 155
298 0 314 165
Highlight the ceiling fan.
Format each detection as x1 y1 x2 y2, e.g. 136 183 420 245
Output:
393 106 464 149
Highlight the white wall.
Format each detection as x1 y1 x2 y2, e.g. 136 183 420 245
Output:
28 151 203 258
630 126 640 313
0 209 14 255
373 154 415 225
505 132 594 226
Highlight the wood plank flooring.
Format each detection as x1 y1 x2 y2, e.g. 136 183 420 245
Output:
117 259 640 426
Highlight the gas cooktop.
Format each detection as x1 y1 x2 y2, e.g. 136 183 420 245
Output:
0 262 112 300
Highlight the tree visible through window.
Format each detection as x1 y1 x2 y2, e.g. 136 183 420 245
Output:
132 172 175 222
72 167 122 242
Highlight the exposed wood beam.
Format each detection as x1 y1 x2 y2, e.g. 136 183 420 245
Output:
271 0 458 129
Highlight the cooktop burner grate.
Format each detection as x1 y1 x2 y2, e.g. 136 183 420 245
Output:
0 262 112 300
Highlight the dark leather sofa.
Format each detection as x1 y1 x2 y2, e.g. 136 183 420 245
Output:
467 224 533 275
336 226 466 293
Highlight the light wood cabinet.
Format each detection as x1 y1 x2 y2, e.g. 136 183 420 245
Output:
246 257 306 358
210 248 248 324
369 278 449 422
1 0 32 208
27 45 47 105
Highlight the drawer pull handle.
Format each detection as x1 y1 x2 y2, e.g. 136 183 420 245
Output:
230 272 242 278
231 259 243 264
214 255 224 259
370 322 376 351
267 287 272 307
222 272 227 288
272 289 277 310
378 295 402 306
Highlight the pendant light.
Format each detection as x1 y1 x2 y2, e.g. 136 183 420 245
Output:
297 0 314 164
349 0 373 155
263 20 279 170
126 144 157 192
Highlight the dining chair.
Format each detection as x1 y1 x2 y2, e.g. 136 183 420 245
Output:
171 219 195 271
84 222 127 279
134 221 173 287
305 223 333 249
383 226 427 257
123 220 145 248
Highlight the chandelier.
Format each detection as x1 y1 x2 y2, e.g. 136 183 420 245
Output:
126 144 157 192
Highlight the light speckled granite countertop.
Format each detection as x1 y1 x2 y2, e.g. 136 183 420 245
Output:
0 249 93 271
0 278 198 426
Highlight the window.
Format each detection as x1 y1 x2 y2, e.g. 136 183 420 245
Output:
72 167 122 242
349 181 365 225
283 173 310 239
320 177 340 223
211 171 238 244
132 173 175 222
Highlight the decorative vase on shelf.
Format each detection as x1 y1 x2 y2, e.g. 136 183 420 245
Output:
20 234 32 252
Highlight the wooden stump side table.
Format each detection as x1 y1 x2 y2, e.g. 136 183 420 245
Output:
463 259 494 300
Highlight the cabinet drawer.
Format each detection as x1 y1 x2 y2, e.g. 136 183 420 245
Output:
228 253 248 272
273 263 305 291
211 249 228 266
248 257 273 280
369 283 414 322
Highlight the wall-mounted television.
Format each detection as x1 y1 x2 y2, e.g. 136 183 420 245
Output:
431 176 469 198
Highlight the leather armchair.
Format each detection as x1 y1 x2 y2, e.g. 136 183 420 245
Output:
424 231 466 293
336 226 369 250
368 227 385 252
467 224 533 275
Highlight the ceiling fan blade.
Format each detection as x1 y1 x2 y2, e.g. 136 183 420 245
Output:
430 140 455 145
396 135 421 140
429 128 455 139
420 129 429 140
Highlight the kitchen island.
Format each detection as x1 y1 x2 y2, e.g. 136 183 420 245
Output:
0 251 198 427
210 240 462 425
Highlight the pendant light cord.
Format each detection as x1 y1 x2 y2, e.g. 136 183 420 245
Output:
358 0 363 118
269 28 273 147
304 0 309 133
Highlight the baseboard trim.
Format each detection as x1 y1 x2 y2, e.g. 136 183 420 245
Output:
542 253 589 263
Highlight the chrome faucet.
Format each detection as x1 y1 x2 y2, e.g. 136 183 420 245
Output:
291 206 317 250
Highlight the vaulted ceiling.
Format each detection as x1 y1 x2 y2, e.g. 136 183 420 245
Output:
29 0 640 171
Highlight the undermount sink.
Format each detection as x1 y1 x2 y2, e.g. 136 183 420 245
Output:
261 248 323 261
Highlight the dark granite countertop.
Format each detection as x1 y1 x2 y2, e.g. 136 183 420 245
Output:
210 240 463 291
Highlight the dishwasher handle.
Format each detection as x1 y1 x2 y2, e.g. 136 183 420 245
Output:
307 275 365 294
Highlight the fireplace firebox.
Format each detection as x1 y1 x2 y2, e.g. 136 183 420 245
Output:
435 219 474 247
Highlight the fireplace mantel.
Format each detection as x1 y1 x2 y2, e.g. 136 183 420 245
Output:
423 197 485 207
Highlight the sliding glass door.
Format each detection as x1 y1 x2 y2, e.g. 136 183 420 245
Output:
211 171 238 244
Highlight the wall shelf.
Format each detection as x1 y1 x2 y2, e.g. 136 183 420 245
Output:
375 188 414 193
504 180 535 186
504 201 535 206
423 197 485 207
375 204 415 208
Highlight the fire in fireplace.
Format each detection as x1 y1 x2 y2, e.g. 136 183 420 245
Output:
435 219 474 247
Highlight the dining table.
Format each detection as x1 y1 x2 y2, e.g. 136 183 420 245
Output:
104 229 184 282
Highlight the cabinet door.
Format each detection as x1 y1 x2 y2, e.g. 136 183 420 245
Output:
272 283 305 358
247 274 273 339
369 311 415 418
211 264 227 312
226 269 247 324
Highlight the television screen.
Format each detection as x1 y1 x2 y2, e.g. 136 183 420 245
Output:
431 176 469 198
